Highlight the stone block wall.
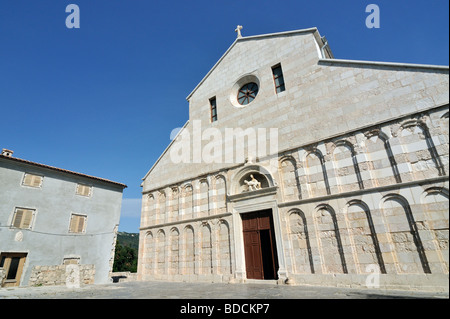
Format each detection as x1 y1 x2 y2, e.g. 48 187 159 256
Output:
28 264 95 287
138 105 448 291
141 175 228 228
276 105 448 289
139 214 234 283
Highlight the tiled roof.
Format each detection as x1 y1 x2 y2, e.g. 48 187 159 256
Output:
0 154 127 189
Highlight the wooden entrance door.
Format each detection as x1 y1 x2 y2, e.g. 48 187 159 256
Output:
242 210 278 280
0 253 27 287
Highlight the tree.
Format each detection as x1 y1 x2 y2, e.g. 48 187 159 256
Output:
113 240 137 272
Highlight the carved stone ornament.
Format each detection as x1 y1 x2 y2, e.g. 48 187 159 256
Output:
14 231 23 242
243 174 262 192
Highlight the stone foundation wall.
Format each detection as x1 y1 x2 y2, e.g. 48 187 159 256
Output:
29 264 95 287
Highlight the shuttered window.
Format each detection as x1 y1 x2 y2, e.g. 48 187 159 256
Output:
22 173 43 188
76 184 92 197
12 208 35 229
69 214 87 233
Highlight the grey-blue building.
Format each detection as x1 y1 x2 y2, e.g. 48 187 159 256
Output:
0 149 126 287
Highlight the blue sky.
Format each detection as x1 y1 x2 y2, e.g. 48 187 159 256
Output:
0 0 448 233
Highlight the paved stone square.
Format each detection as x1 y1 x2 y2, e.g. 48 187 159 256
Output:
0 281 448 299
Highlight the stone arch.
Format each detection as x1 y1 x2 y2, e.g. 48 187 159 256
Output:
287 209 314 274
156 230 166 275
304 148 331 196
438 112 449 174
381 194 431 274
422 186 449 199
231 164 275 195
181 183 194 218
169 227 180 275
144 231 155 276
183 225 195 275
199 178 210 217
218 219 232 275
170 186 180 222
396 119 445 177
157 190 166 224
344 200 386 274
279 156 301 201
314 204 347 274
331 140 364 192
200 223 213 275
296 149 310 198
214 174 227 213
144 193 156 226
439 111 449 139
420 187 449 273
363 129 402 185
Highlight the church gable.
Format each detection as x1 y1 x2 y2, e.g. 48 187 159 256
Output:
187 28 325 102
187 29 326 124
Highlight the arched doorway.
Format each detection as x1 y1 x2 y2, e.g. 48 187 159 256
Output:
230 163 287 282
242 209 279 280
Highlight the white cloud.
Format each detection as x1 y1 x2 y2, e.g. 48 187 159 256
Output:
120 198 142 218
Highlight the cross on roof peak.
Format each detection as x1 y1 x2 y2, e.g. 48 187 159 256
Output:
235 25 243 38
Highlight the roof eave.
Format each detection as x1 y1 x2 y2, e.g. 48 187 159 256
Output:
0 155 127 189
318 58 449 70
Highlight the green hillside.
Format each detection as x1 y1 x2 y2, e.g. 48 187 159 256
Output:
117 232 139 250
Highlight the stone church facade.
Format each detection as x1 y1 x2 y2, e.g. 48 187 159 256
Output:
138 28 449 291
